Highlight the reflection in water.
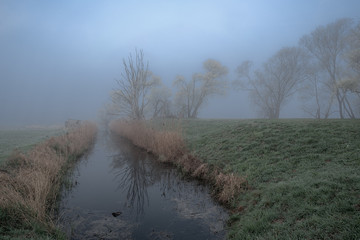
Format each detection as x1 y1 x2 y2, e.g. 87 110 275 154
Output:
58 132 228 239
111 141 154 216
109 135 180 218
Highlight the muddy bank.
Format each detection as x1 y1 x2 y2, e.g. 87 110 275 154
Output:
58 133 228 239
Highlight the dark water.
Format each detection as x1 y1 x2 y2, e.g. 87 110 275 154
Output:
58 132 228 240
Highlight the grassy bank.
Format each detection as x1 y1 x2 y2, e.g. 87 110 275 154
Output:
111 118 360 239
0 122 97 240
0 128 63 165
109 120 246 205
179 119 360 239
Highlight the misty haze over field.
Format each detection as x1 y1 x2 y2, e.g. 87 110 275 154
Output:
1 0 359 127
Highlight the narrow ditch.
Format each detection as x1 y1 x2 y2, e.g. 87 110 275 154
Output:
57 132 228 239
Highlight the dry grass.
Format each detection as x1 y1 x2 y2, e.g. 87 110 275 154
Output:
109 119 247 206
109 120 185 161
0 121 97 234
215 172 248 204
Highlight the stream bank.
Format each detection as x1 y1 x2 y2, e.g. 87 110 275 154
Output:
58 132 228 239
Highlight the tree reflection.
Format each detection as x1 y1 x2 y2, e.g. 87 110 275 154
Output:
109 136 160 216
107 134 206 218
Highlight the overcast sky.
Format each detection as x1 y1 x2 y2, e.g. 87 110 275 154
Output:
1 0 359 127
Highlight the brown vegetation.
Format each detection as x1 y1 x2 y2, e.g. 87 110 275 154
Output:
109 119 247 205
215 172 248 203
109 120 185 161
0 121 97 232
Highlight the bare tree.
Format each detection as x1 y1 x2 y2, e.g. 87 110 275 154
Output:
174 59 228 118
299 64 335 119
345 22 360 96
148 83 173 118
300 18 356 118
234 47 308 119
348 23 360 76
344 22 360 115
111 49 159 120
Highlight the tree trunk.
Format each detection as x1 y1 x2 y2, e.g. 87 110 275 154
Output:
335 88 344 119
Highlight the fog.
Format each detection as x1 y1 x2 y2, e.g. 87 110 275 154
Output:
1 0 359 127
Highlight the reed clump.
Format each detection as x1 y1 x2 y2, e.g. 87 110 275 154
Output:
109 120 185 161
0 121 97 237
214 172 248 204
109 119 247 206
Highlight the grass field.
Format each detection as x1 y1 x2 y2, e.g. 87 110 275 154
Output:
176 119 360 239
0 128 64 164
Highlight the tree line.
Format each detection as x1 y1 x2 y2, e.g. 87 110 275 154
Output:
105 18 360 120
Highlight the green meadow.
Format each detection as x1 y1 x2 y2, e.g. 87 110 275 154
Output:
0 128 63 165
179 119 360 239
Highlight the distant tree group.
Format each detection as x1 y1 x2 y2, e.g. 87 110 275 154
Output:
107 18 359 121
107 50 228 120
234 47 308 119
300 18 358 119
234 18 360 119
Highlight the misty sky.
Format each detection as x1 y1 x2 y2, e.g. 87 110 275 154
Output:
1 0 359 127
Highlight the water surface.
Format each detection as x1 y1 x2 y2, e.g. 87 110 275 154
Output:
58 133 228 239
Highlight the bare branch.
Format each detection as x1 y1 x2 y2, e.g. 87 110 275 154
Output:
111 49 156 120
173 59 228 118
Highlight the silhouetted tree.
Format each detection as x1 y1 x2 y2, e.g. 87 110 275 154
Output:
111 49 159 120
174 59 228 118
234 47 308 119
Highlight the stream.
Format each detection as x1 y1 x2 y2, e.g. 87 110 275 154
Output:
58 132 228 240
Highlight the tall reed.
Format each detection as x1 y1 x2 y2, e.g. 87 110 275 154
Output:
0 121 97 235
109 120 185 161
